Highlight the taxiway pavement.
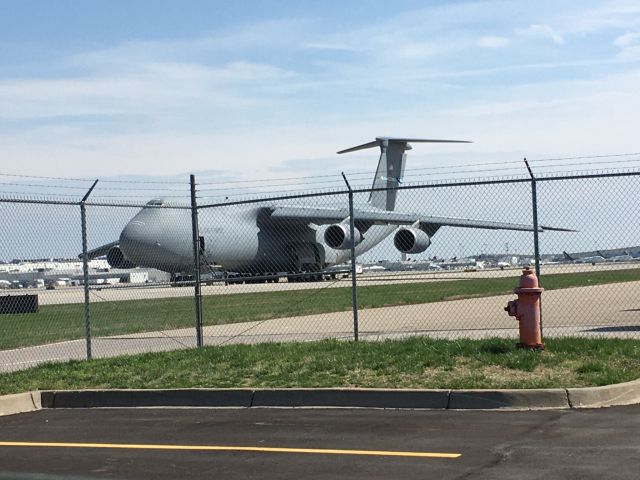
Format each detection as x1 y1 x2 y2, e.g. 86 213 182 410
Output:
3 263 637 306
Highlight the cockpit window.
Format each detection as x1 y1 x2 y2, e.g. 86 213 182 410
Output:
146 199 165 206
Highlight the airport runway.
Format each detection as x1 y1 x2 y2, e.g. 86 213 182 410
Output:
2 280 639 372
1 406 639 479
2 263 638 306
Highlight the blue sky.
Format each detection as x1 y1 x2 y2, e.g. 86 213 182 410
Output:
1 0 640 182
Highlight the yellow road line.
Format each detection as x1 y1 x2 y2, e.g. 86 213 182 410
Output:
0 441 461 459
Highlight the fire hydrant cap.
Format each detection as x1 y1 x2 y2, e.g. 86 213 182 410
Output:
514 267 544 293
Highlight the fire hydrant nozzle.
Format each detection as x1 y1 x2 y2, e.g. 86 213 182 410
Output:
504 267 544 350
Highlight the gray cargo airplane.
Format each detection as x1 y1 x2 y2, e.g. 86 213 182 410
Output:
87 137 572 280
562 251 606 264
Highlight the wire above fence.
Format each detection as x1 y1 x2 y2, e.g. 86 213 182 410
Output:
2 166 640 207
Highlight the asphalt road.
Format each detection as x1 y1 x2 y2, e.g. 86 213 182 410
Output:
0 406 639 479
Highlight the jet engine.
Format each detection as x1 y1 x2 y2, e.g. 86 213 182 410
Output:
106 246 137 269
393 227 431 254
324 224 363 250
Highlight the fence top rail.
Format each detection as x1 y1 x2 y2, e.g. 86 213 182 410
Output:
198 174 553 209
0 196 191 209
536 169 640 182
83 200 190 209
0 196 81 206
197 167 640 208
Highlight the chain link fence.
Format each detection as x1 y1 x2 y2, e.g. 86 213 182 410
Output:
1 169 639 372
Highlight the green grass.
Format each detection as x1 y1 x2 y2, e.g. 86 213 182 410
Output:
1 267 639 350
1 337 638 395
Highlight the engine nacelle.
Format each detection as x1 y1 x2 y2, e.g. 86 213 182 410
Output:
393 227 431 254
324 224 363 250
106 246 137 269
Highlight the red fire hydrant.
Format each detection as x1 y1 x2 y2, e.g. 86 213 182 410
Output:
504 267 544 350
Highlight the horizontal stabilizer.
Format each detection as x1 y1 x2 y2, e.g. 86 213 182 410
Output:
337 137 472 154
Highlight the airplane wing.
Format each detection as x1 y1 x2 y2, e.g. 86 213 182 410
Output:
80 240 119 260
266 206 575 232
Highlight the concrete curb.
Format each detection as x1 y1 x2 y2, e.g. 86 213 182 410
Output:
40 389 254 409
0 391 41 417
3 379 640 416
567 378 640 408
37 388 450 410
252 388 450 409
448 388 569 410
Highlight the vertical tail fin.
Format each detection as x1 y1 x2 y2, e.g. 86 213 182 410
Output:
337 137 471 212
367 139 408 211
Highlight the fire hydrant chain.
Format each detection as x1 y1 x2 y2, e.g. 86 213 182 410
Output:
504 267 544 350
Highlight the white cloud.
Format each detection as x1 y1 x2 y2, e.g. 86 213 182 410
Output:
439 69 640 156
2 2 640 181
394 41 439 59
614 31 640 59
303 42 362 52
559 0 640 35
516 24 565 44
69 18 314 69
615 31 640 47
477 36 511 48
3 67 639 180
0 60 298 120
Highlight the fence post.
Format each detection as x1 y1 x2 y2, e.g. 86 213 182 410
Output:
80 179 99 360
524 158 543 337
342 173 359 341
190 174 204 348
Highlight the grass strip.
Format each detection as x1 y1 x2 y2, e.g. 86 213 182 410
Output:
1 337 639 395
1 268 639 350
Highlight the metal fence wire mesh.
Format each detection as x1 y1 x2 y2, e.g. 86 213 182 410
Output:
84 203 196 358
535 172 640 337
1 169 639 372
353 179 536 341
0 201 85 371
196 190 356 346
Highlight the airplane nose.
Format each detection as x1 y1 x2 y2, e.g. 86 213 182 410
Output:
119 207 193 272
119 219 155 265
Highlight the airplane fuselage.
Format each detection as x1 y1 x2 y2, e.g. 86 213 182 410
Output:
119 204 396 274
